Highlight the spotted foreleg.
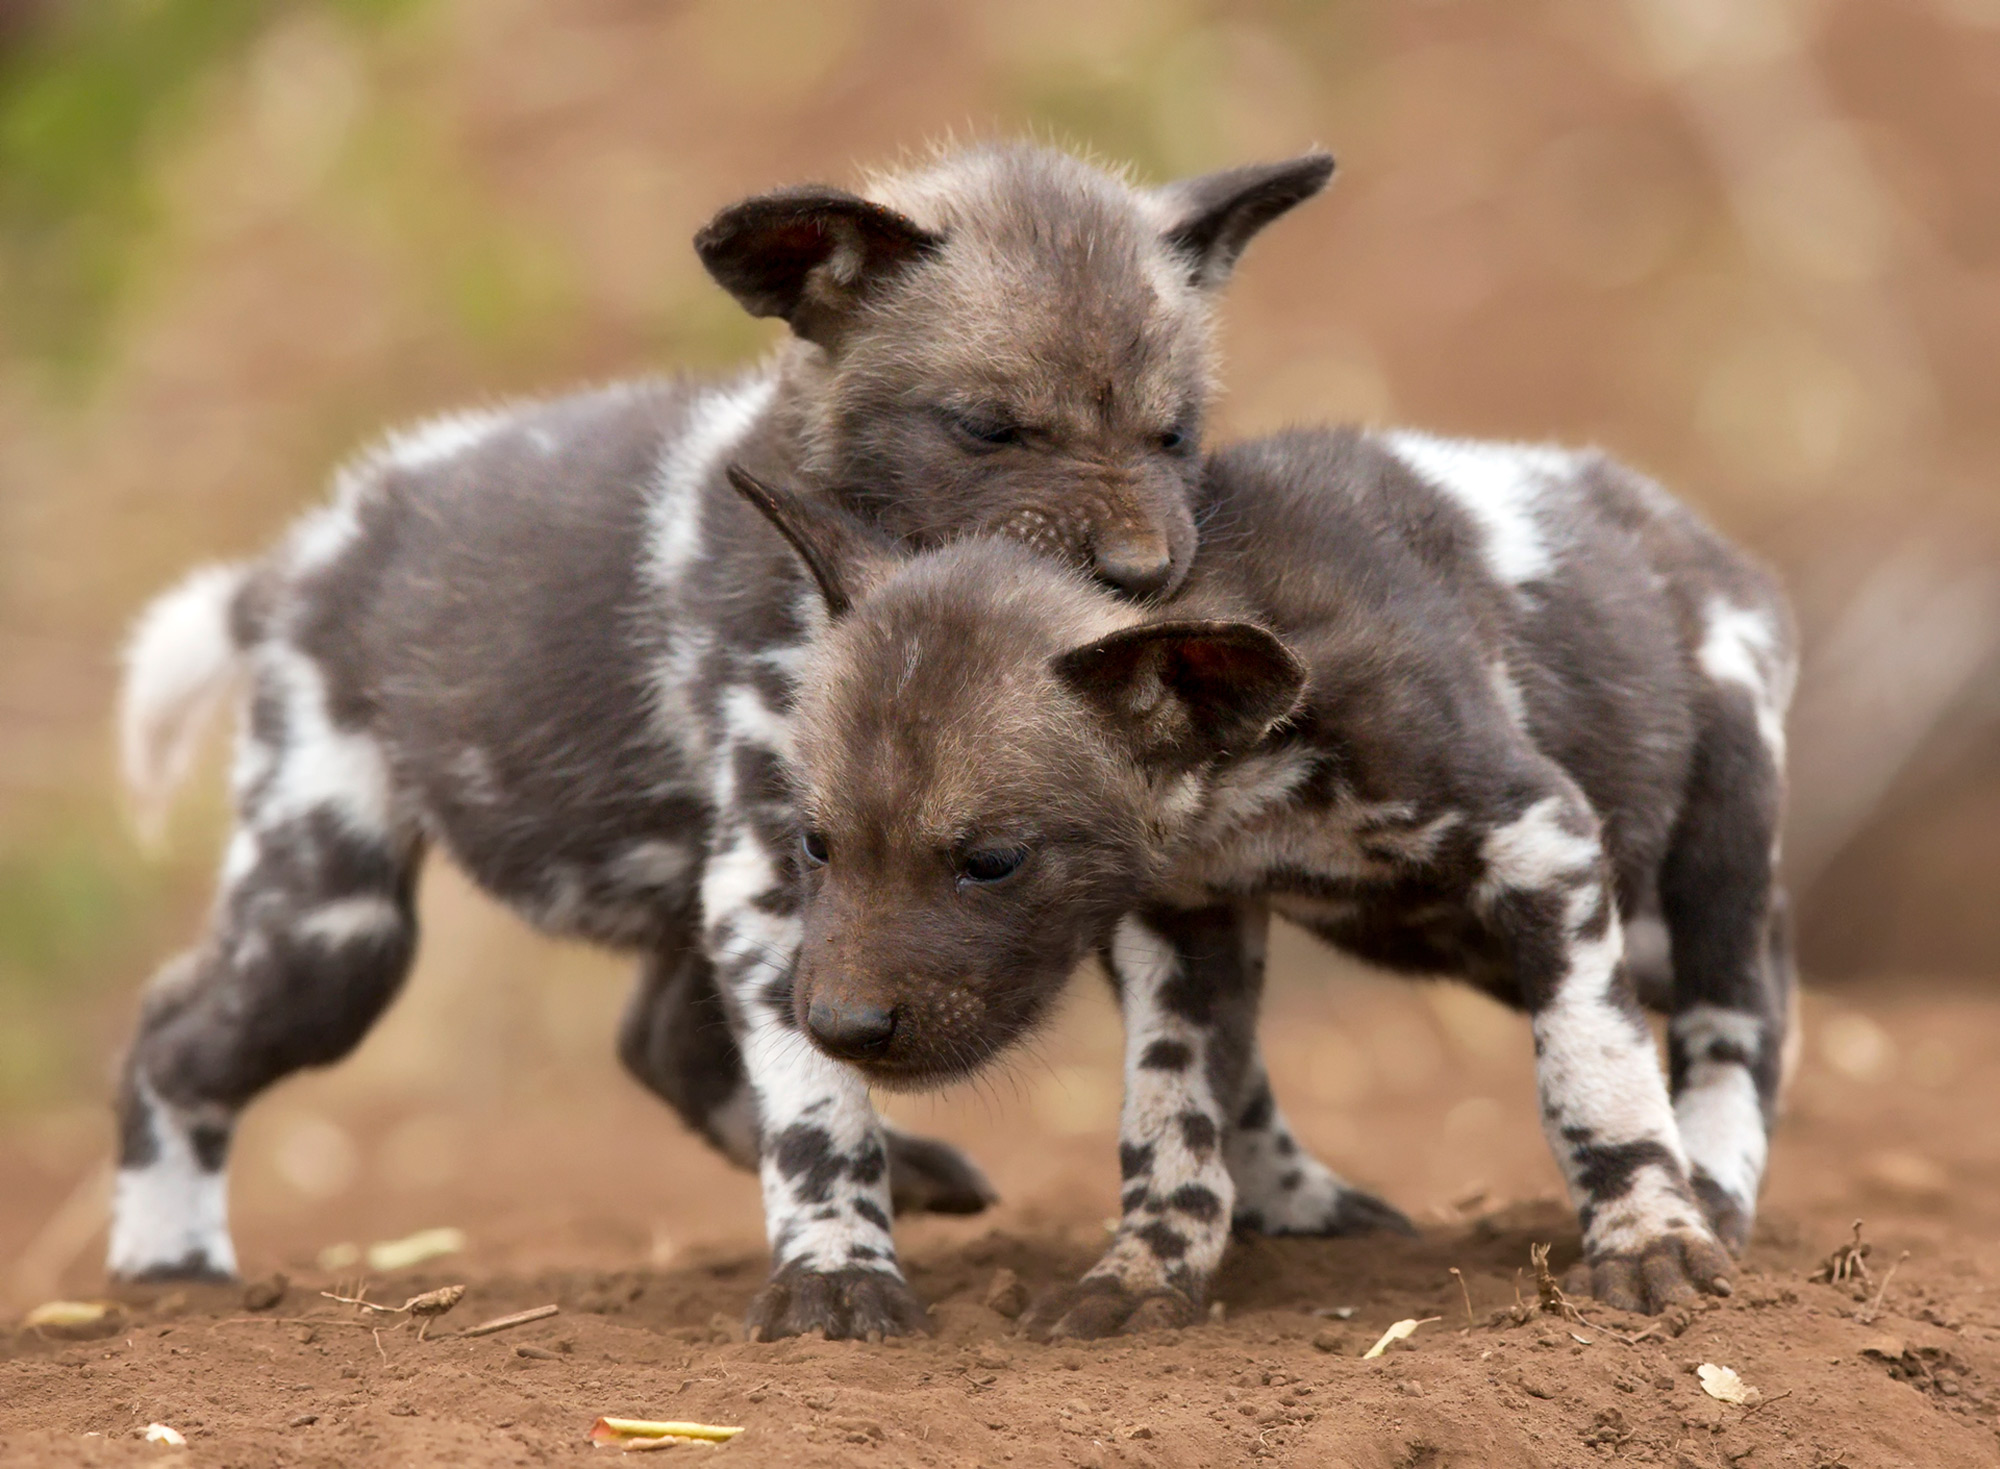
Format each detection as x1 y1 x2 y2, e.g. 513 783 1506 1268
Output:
1480 791 1732 1313
700 817 923 1340
1026 907 1250 1340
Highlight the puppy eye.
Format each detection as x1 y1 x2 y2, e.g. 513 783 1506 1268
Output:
800 831 830 866
958 847 1027 887
1157 427 1191 453
946 410 1025 449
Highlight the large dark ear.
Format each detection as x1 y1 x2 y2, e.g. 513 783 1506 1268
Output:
1153 152 1335 290
726 466 900 618
1053 620 1305 769
695 186 944 350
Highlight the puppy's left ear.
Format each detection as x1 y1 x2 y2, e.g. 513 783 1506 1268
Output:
1153 152 1335 290
726 466 901 618
1053 620 1305 769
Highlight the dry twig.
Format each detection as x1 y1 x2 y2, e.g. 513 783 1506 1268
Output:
1811 1221 1873 1286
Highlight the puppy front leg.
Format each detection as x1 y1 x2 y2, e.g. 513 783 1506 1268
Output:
1025 907 1249 1340
1481 793 1735 1313
701 817 924 1341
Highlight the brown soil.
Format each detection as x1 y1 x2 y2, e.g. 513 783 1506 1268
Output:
3 923 1997 1468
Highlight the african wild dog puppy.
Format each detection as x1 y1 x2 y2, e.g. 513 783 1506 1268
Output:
735 424 1797 1337
108 143 1340 1339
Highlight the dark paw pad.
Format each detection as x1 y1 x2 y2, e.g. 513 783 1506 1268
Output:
744 1264 930 1342
1022 1279 1199 1341
1690 1171 1752 1255
887 1132 998 1217
1584 1232 1736 1315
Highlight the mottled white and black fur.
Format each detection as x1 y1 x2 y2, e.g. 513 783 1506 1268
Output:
108 142 1340 1338
749 425 1797 1336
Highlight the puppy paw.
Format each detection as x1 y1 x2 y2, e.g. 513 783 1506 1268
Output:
744 1264 931 1342
887 1131 998 1217
1689 1169 1753 1255
1234 1181 1416 1239
1575 1229 1735 1314
1021 1278 1200 1341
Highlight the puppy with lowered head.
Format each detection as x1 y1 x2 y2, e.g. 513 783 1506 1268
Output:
742 424 1795 1337
109 142 1336 1340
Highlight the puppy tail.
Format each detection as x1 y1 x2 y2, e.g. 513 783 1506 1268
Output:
119 562 251 850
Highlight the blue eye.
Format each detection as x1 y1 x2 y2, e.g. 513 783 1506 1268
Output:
801 831 830 866
958 847 1027 886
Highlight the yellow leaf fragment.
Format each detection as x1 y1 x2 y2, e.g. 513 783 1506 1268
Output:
1361 1316 1440 1360
590 1417 744 1445
366 1226 466 1272
142 1423 188 1446
1697 1363 1761 1406
23 1300 109 1329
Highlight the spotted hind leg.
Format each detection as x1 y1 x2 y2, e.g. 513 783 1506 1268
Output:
110 651 420 1281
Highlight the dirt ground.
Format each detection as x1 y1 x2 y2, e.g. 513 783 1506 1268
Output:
2 913 1997 1468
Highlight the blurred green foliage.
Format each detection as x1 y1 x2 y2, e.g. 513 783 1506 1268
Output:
0 0 416 385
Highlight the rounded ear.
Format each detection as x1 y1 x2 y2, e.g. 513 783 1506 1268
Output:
725 466 900 618
1053 620 1306 768
1153 152 1335 290
695 186 944 350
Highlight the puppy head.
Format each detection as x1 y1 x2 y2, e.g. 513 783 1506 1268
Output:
699 144 1333 599
729 469 1304 1088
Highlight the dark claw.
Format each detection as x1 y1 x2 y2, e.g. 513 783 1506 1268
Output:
744 1264 931 1342
1021 1279 1199 1341
887 1131 998 1217
1584 1231 1736 1314
114 1252 236 1285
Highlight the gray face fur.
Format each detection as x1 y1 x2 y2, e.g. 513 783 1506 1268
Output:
700 145 1335 597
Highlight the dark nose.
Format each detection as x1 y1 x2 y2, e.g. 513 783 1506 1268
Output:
1093 533 1174 597
805 995 897 1059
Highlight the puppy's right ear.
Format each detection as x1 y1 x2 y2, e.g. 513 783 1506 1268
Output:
696 187 943 351
726 466 899 619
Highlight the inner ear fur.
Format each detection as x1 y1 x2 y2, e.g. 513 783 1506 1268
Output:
1154 152 1336 290
1053 619 1306 769
725 465 901 618
695 186 944 349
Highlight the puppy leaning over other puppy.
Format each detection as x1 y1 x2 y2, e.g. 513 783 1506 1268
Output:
107 141 1340 1340
740 424 1797 1337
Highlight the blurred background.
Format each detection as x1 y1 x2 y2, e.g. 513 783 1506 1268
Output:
1 0 1996 1302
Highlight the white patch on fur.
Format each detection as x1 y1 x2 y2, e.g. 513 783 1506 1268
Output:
450 746 501 805
1697 599 1792 759
1489 660 1530 729
720 684 795 761
1477 796 1600 900
120 564 248 847
107 1079 236 1280
609 839 696 893
296 895 402 947
646 376 778 593
1387 431 1575 586
377 407 513 473
1672 1006 1769 1209
1082 916 1236 1293
644 376 779 748
253 646 394 838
